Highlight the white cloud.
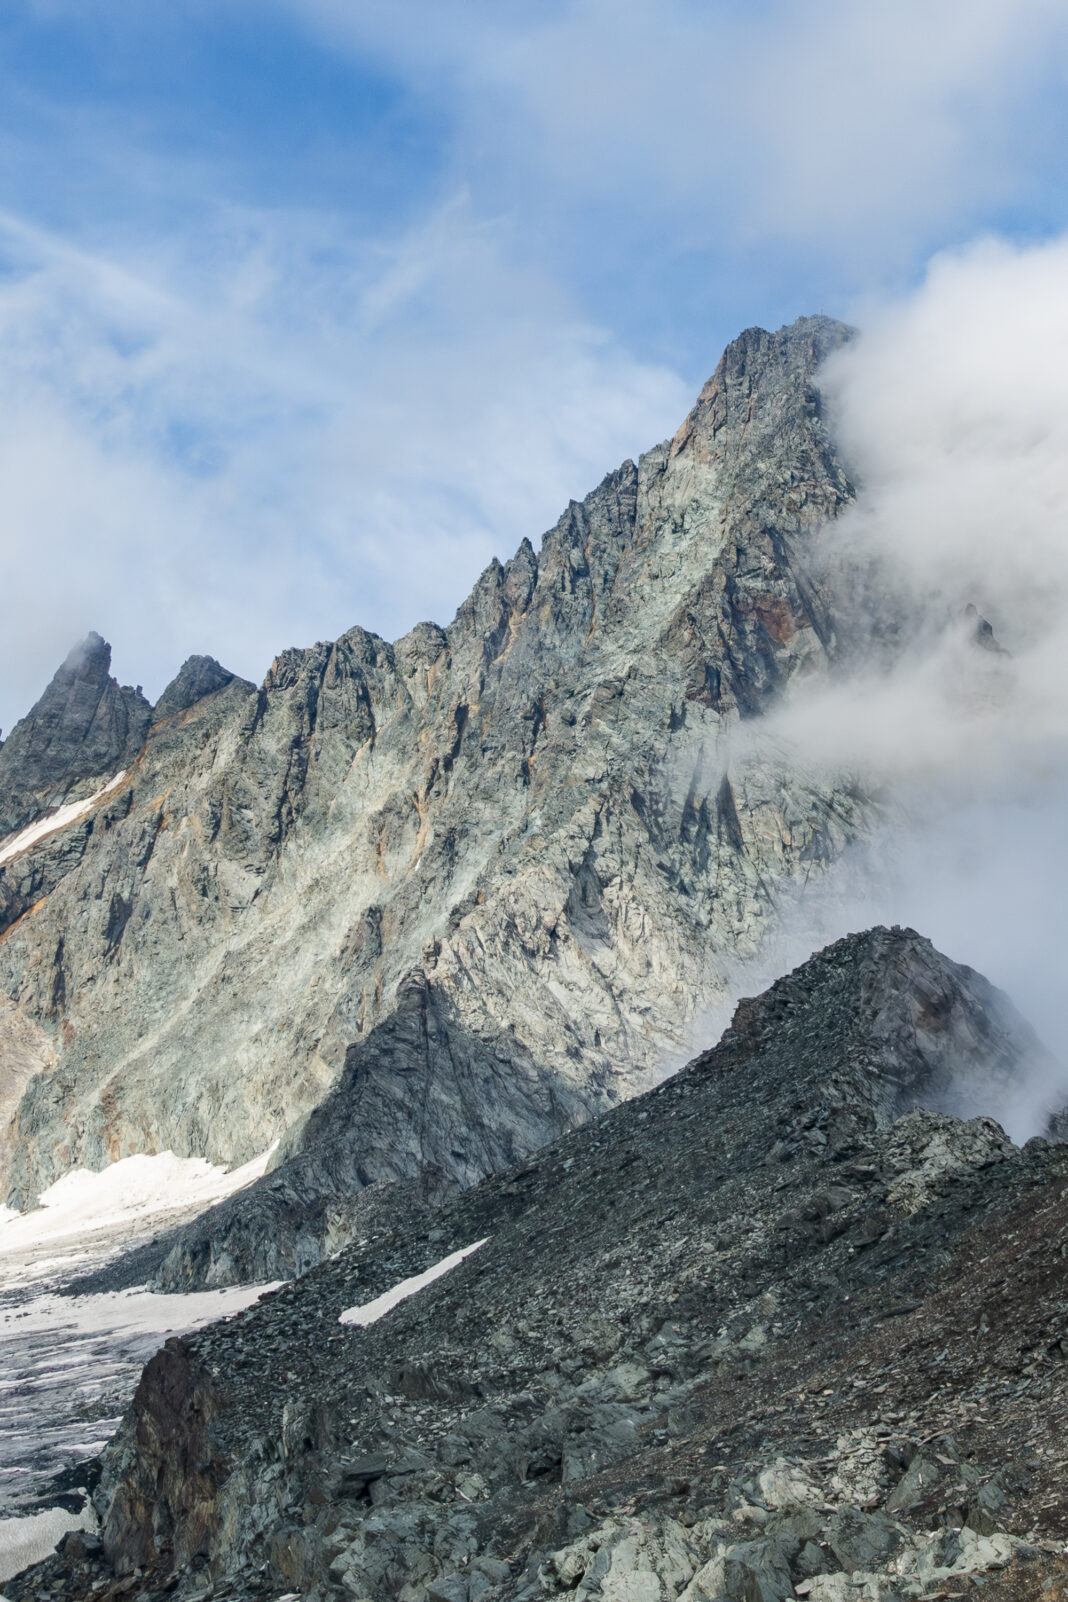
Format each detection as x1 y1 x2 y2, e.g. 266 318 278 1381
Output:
0 197 687 732
765 234 1068 784
709 235 1068 1137
287 0 1068 272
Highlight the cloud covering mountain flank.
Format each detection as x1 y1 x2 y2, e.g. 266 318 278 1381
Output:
800 235 1068 798
709 237 1068 1137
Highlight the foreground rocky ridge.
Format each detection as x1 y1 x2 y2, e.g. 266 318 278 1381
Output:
15 927 1068 1601
0 316 874 1237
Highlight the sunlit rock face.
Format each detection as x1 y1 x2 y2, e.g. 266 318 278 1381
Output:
0 315 871 1242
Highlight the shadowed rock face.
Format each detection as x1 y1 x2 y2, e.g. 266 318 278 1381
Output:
154 655 250 721
24 927 1068 1602
0 633 151 837
1 316 871 1228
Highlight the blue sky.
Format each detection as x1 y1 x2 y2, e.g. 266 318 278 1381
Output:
1 0 1068 728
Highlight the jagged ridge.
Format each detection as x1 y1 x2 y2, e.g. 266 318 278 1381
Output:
0 317 863 1244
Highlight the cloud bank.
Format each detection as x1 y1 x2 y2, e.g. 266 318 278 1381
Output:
714 236 1068 1137
763 234 1068 785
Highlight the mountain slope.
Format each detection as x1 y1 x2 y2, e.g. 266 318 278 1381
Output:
17 927 1068 1601
114 892 1061 1291
0 316 870 1216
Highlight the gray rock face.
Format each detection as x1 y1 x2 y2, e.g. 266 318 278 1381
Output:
153 655 250 721
28 927 1068 1601
0 316 869 1219
0 633 150 837
128 922 1057 1291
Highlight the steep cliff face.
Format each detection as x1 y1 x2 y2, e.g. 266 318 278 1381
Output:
0 316 866 1215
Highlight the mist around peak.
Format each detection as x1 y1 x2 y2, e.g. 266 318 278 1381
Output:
686 237 1068 1142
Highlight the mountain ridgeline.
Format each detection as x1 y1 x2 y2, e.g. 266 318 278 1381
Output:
1 315 880 1274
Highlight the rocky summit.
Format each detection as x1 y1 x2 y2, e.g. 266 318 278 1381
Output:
12 926 1068 1602
0 316 875 1264
0 631 152 839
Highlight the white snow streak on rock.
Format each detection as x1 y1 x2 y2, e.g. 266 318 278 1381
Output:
339 1239 489 1328
0 772 128 867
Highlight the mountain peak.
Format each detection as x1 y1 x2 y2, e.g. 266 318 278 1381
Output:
154 655 252 721
672 313 853 464
0 632 150 837
713 924 1055 1135
0 319 871 1217
58 630 111 679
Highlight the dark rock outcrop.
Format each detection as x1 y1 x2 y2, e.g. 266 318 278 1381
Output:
153 655 251 721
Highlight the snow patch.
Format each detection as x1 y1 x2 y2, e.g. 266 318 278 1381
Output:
0 1501 95 1583
0 1280 280 1341
0 771 127 867
0 1144 277 1256
339 1239 488 1328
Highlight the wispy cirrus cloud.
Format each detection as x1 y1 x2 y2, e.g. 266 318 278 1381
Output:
0 193 687 731
286 0 1068 286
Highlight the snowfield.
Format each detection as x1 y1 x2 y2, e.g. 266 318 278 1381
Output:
0 1144 282 1586
0 1145 277 1268
0 1275 281 1582
0 1503 96 1586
